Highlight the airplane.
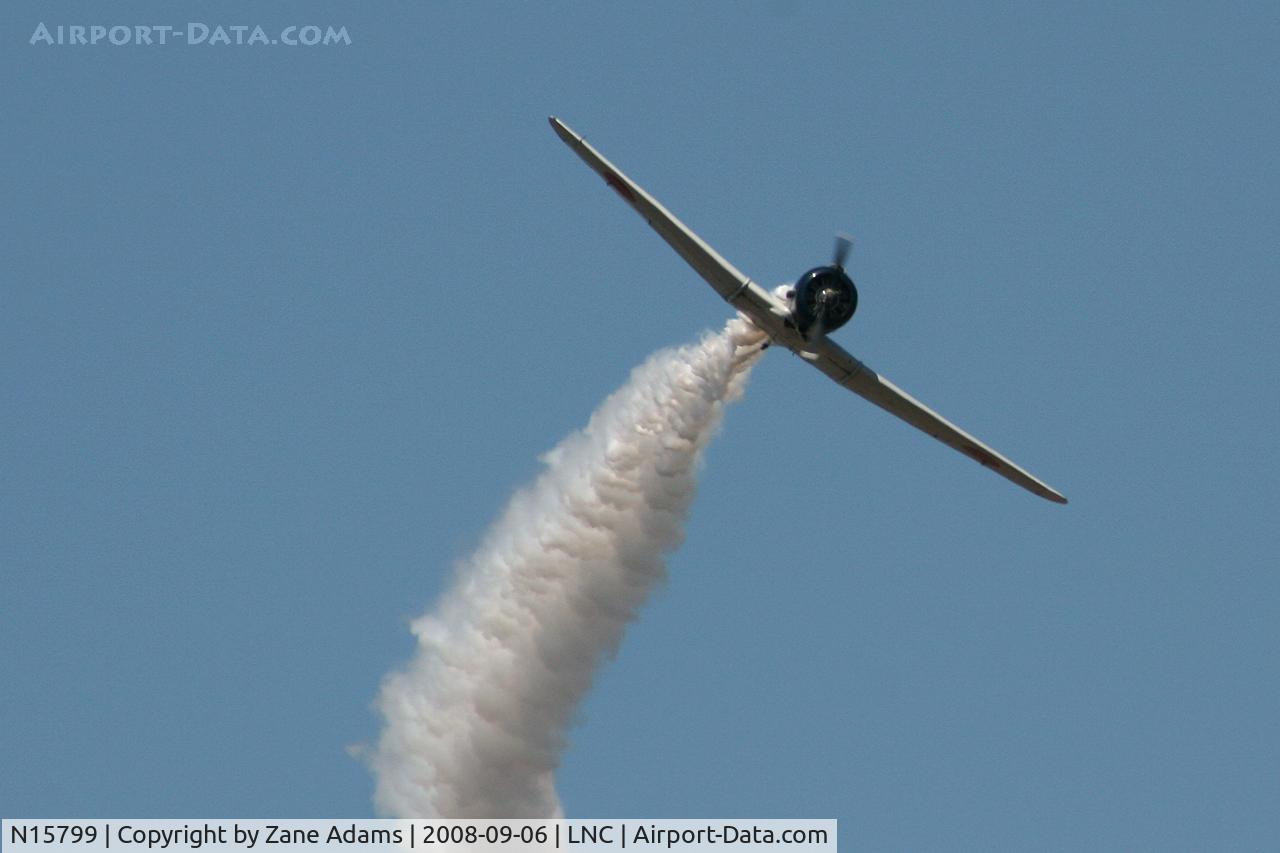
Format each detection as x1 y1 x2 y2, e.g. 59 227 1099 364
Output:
548 116 1067 505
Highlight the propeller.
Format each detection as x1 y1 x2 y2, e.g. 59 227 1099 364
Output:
833 233 854 269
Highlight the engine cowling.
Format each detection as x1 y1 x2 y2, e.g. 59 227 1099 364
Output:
792 266 857 339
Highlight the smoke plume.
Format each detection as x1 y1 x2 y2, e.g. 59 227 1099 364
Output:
369 317 767 818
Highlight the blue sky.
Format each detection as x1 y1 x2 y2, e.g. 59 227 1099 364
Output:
3 1 1277 848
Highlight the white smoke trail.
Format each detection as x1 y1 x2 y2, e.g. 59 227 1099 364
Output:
369 317 768 818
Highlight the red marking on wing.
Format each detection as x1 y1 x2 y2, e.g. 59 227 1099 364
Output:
604 172 635 203
962 444 1002 470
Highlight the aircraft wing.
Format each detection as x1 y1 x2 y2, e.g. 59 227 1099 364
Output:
549 117 788 340
550 116 1066 504
807 336 1067 503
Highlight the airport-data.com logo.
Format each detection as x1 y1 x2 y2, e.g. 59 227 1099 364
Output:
30 22 351 47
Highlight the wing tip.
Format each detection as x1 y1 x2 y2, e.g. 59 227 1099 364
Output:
1038 485 1068 505
548 116 578 146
